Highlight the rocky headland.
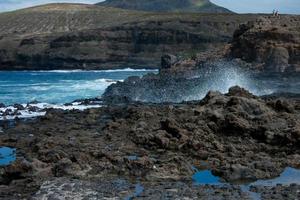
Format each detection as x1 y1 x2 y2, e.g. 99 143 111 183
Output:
0 3 276 70
230 16 300 72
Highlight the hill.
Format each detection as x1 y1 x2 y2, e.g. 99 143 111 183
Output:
0 3 257 70
97 0 232 13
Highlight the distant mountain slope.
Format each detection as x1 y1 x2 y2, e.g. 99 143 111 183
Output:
0 3 258 70
0 3 145 37
97 0 233 13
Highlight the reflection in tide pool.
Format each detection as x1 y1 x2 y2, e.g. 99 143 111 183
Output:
0 147 16 166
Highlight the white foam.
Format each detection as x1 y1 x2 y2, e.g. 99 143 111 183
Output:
23 68 158 73
70 79 118 90
0 102 102 121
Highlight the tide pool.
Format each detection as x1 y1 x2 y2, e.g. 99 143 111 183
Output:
0 147 16 166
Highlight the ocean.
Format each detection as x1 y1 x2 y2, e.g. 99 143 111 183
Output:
0 69 300 120
0 69 157 105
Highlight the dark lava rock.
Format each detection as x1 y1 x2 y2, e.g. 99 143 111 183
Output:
227 85 257 99
161 54 178 70
13 104 24 110
27 105 40 112
0 87 300 199
251 184 300 200
3 109 12 116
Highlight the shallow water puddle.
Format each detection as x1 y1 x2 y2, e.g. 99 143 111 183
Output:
251 167 300 186
192 169 221 185
125 183 144 200
127 155 139 161
192 167 300 200
192 167 300 186
0 147 16 166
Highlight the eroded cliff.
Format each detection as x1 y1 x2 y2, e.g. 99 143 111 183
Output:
0 3 256 70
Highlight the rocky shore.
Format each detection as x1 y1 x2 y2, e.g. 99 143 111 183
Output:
0 86 300 199
0 3 299 199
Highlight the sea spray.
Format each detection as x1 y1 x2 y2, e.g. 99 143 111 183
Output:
103 60 266 103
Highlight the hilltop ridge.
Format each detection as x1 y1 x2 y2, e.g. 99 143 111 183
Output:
97 0 232 13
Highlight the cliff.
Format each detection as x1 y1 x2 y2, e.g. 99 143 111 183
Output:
230 16 300 72
0 3 255 70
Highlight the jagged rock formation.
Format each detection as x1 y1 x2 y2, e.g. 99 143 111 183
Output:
0 3 255 70
97 0 232 13
1 87 300 199
230 16 300 72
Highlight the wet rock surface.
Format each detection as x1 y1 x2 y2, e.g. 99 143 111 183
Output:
0 87 300 199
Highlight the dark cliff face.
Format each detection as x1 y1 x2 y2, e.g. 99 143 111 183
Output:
0 4 254 70
97 0 233 13
0 22 237 70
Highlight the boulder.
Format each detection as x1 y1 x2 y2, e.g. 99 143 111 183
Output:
265 47 290 72
161 54 178 70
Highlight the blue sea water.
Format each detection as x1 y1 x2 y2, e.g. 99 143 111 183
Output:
0 69 157 105
1 69 300 106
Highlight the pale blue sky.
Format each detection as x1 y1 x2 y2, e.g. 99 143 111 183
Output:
211 0 300 14
0 0 299 14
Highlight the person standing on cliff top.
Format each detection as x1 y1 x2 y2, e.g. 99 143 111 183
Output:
275 10 280 19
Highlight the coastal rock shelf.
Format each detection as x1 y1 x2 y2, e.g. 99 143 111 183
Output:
0 86 299 199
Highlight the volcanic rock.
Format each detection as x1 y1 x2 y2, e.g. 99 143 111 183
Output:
1 87 300 199
230 16 300 72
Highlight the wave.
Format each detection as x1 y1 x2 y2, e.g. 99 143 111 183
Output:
21 68 158 73
70 78 119 90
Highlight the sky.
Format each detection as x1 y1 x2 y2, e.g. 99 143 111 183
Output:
0 0 299 14
211 0 300 14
